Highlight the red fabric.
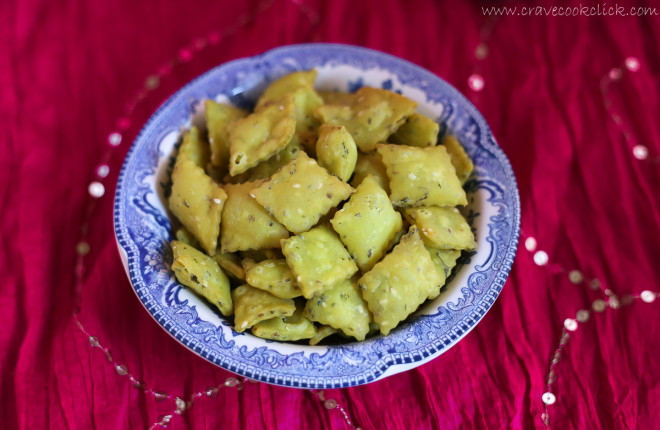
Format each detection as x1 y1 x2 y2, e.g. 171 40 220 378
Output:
2 0 660 429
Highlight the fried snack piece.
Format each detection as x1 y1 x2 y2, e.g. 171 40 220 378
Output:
403 206 476 250
256 71 323 145
213 252 245 280
174 227 200 249
330 175 402 271
315 124 358 182
255 70 318 110
422 246 448 299
304 277 371 341
318 90 353 105
358 226 443 335
309 325 339 346
441 135 474 185
251 151 354 234
205 100 248 175
377 143 467 207
177 126 209 167
350 151 390 194
290 87 324 142
169 130 227 255
232 137 303 183
389 113 439 147
220 179 289 252
232 284 296 332
426 248 462 277
251 302 317 341
171 241 233 316
281 224 359 299
316 87 418 152
228 95 296 176
245 259 302 299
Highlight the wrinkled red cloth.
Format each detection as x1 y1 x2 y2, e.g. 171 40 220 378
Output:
2 0 660 429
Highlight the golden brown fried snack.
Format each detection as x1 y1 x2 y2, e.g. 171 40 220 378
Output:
377 143 467 207
281 224 358 299
232 285 296 332
331 175 402 271
316 87 417 152
171 241 233 316
251 151 354 234
358 226 443 335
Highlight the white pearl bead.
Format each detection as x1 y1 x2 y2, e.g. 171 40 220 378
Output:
624 56 640 72
468 74 484 92
641 290 656 303
542 392 556 405
96 164 110 178
525 237 537 252
88 181 105 198
564 318 578 332
632 145 649 160
533 251 549 266
107 132 122 146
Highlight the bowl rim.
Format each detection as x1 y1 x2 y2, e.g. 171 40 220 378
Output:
114 42 521 388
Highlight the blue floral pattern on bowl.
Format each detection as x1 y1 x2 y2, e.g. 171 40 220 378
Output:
114 43 520 389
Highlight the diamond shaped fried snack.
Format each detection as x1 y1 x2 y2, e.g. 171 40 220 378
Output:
212 252 245 280
331 175 402 271
232 284 295 332
169 129 227 255
315 124 358 182
404 206 477 250
389 113 439 147
423 246 448 299
358 226 443 335
290 87 324 142
441 134 474 185
377 143 467 207
251 302 317 341
177 126 209 167
281 224 359 299
220 179 289 253
350 151 390 194
255 70 318 110
252 151 354 234
171 240 233 316
309 325 339 346
231 137 302 183
255 70 323 145
316 87 417 152
245 259 302 299
426 247 461 279
303 277 371 341
174 226 199 248
228 95 296 176
205 100 248 175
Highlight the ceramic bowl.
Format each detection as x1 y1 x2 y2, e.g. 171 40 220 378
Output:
114 43 520 389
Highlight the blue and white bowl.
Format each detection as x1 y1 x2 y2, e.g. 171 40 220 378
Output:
114 43 520 389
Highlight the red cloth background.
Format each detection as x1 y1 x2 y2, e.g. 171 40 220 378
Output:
2 0 660 429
